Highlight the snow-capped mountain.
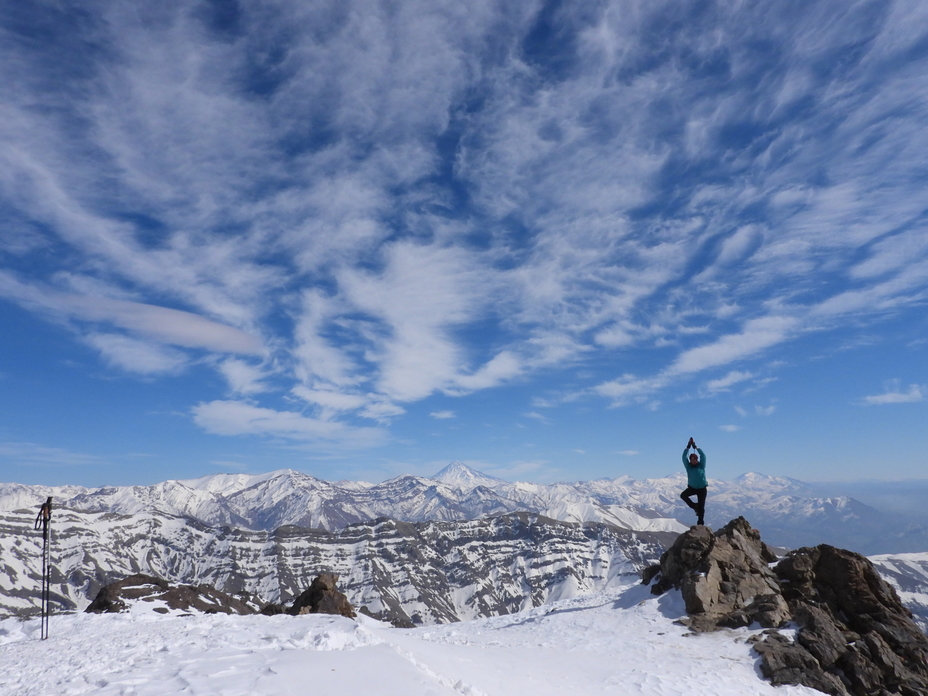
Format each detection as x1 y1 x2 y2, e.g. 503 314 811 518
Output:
870 552 928 634
431 460 505 489
0 464 688 535
3 463 922 553
0 505 672 625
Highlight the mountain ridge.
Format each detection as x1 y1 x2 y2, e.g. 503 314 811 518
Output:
3 462 926 553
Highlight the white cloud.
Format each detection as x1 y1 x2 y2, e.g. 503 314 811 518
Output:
69 297 265 355
191 400 386 446
337 241 494 401
292 386 368 413
359 401 406 423
719 424 741 432
755 405 777 416
218 359 270 395
668 316 799 376
715 225 766 267
594 374 666 405
705 370 754 393
293 290 363 390
430 410 455 419
617 450 639 456
84 333 187 375
453 351 523 392
863 382 924 405
0 272 265 356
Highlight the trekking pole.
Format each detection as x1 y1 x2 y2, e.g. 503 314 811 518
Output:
35 497 52 640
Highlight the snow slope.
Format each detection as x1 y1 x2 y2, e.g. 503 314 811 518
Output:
869 552 928 634
0 581 819 696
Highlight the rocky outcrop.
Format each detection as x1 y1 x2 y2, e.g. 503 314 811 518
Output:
85 574 258 615
758 545 928 696
287 573 356 618
647 520 928 695
649 517 789 631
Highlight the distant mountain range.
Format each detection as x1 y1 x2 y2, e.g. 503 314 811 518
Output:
2 462 927 627
3 462 926 553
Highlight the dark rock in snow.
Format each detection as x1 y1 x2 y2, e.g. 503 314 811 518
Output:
650 520 928 695
288 573 356 618
764 544 928 696
85 574 258 615
640 563 661 586
357 605 415 628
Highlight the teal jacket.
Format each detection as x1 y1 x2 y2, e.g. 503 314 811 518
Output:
682 447 707 489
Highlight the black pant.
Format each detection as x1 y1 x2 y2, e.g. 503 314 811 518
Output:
680 486 707 525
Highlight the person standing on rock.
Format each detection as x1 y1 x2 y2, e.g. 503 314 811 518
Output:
680 437 707 526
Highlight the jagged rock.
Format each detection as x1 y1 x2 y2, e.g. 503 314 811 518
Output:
287 573 356 618
650 517 787 631
767 544 928 696
794 604 847 670
652 521 928 696
85 574 169 613
85 574 258 615
751 631 849 696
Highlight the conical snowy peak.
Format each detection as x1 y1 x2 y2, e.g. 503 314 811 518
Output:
431 461 504 489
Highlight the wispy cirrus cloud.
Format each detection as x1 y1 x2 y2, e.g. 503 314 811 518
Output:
862 382 924 406
705 371 754 394
1 0 928 449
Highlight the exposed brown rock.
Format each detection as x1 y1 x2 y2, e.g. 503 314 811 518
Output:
287 573 356 619
85 574 258 615
767 545 928 696
646 521 928 696
650 517 787 631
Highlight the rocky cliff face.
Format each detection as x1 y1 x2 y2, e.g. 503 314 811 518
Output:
0 507 671 625
647 519 928 696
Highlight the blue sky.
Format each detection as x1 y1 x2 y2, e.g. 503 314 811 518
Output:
1 0 926 488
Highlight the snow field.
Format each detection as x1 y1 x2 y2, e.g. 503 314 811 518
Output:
0 581 823 696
